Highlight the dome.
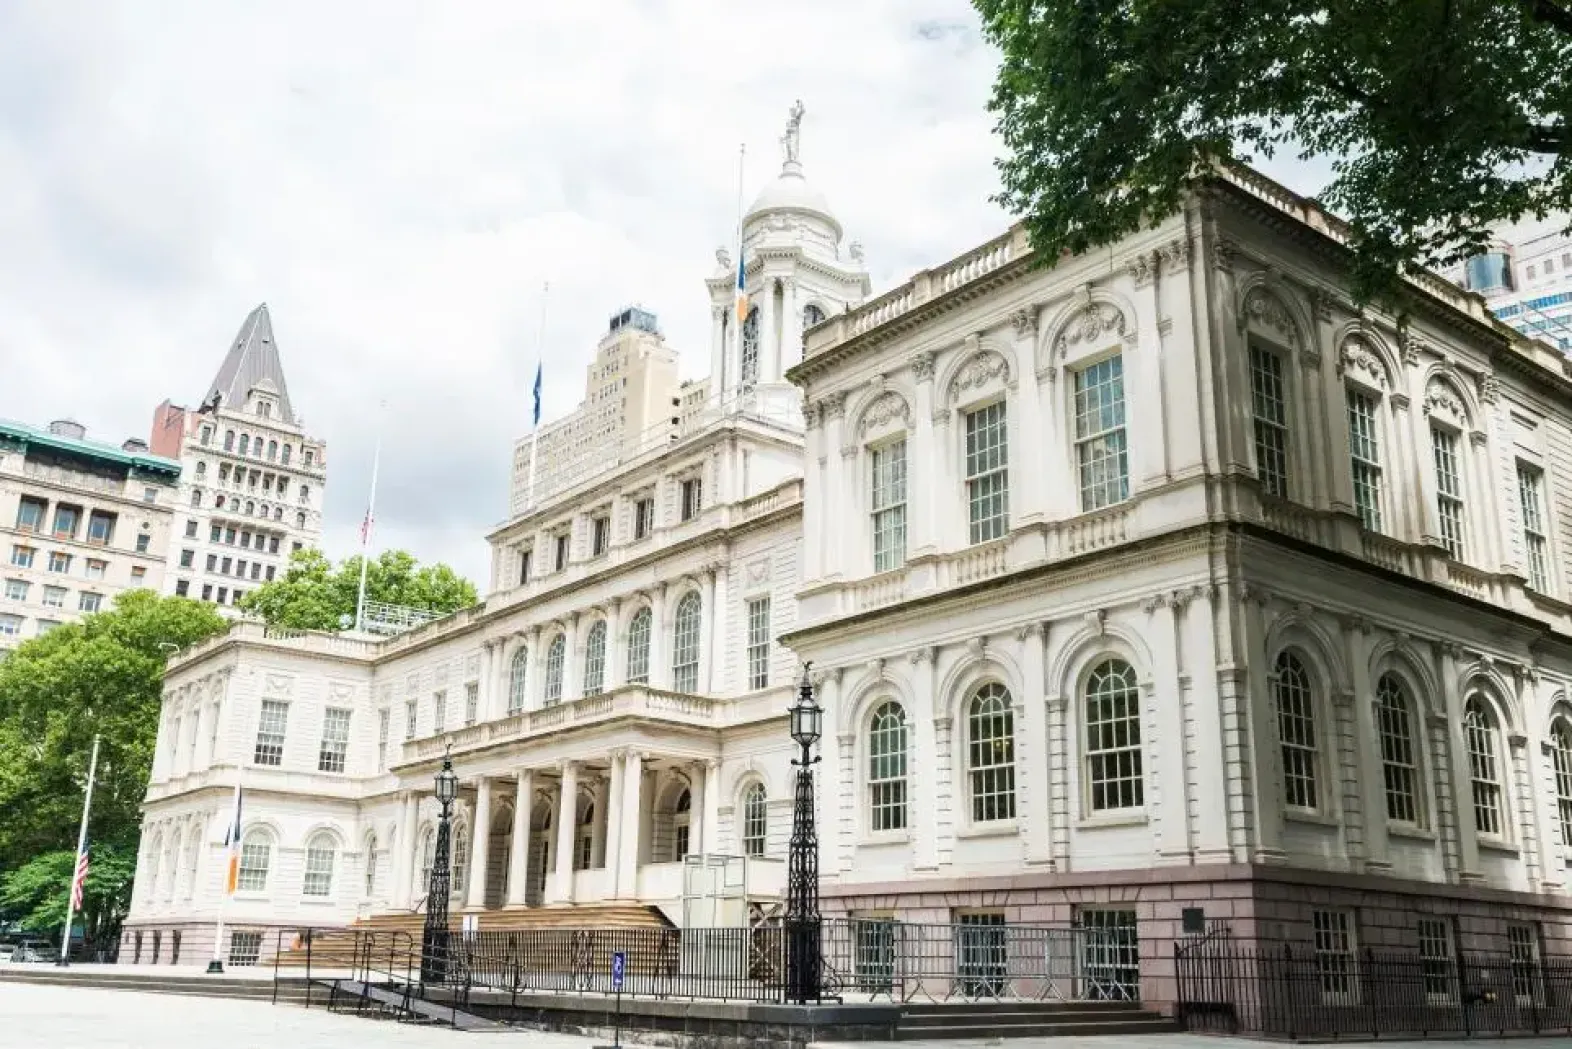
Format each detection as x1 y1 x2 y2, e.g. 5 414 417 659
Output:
744 159 842 240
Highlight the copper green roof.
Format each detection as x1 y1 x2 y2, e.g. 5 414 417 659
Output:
0 419 182 479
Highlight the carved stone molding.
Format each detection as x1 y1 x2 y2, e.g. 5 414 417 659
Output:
911 351 936 382
1338 338 1387 388
949 350 1011 404
1016 621 1044 642
1054 303 1129 360
1469 429 1488 447
1478 375 1500 405
1390 391 1411 412
1239 286 1299 346
823 392 847 420
1159 236 1191 273
1310 289 1335 323
1400 331 1425 367
908 645 934 666
1141 592 1170 615
858 391 911 436
1010 307 1038 340
1423 381 1464 420
1127 251 1156 288
1211 237 1237 273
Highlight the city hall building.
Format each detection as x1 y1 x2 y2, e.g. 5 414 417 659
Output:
124 139 1572 998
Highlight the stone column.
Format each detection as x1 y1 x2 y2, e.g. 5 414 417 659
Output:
392 790 417 909
821 395 848 579
1242 586 1286 861
689 762 708 855
479 642 496 721
761 277 781 383
588 774 609 870
526 626 545 710
1438 643 1483 882
907 650 939 871
909 354 938 557
406 792 427 906
604 752 625 878
562 613 582 701
506 769 533 907
465 777 493 909
650 586 670 690
551 761 579 903
608 600 626 689
700 569 718 694
617 752 644 898
1147 595 1191 861
702 758 720 857
1346 620 1390 871
802 408 823 581
709 306 727 405
782 277 803 373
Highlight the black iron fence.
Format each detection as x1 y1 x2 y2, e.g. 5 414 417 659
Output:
1177 936 1572 1039
440 918 1140 1005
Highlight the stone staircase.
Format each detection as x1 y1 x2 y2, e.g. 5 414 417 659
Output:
273 902 672 970
895 1000 1180 1039
0 966 316 1006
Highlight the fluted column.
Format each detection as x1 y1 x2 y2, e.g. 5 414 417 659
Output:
617 752 644 898
562 613 582 700
506 769 533 907
526 626 545 710
607 600 626 688
479 642 496 721
391 791 416 909
909 354 937 557
700 569 718 694
650 586 670 690
909 649 940 870
465 777 493 909
551 761 579 904
1439 643 1483 883
604 751 625 878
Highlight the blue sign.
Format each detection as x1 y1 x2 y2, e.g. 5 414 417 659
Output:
611 950 626 991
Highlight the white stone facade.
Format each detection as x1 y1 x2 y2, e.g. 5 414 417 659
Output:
127 152 1572 984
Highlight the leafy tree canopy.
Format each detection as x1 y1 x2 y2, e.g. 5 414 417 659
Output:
975 0 1572 295
0 846 135 946
0 592 226 911
237 548 478 631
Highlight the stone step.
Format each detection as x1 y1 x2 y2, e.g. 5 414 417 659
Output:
900 999 1139 1016
894 1017 1180 1040
898 1008 1162 1027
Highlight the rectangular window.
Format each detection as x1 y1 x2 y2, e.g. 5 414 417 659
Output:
253 699 288 766
680 477 703 521
185 519 198 539
52 504 80 539
955 912 1008 997
10 545 35 569
870 439 908 573
78 592 102 613
964 401 1010 543
405 699 417 740
221 557 232 574
634 497 655 539
190 490 201 508
84 559 106 581
42 585 65 608
1249 344 1290 498
228 931 262 966
250 562 260 580
465 681 479 724
554 533 569 571
1518 463 1550 592
206 554 217 572
47 552 71 574
86 511 115 545
180 549 194 568
3 579 28 602
1073 356 1130 511
1416 918 1456 1000
1076 908 1141 1002
377 709 390 770
1312 909 1358 1001
15 497 46 533
317 707 351 773
0 614 19 637
224 527 236 544
1347 388 1384 532
1507 923 1543 1003
175 579 189 597
592 515 610 556
264 566 275 582
518 549 532 585
143 487 158 504
746 597 771 690
268 536 280 554
210 524 222 542
432 691 446 734
1431 427 1465 559
201 584 212 601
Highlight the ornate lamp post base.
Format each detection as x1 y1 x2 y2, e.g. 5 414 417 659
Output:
784 665 824 1005
421 748 459 986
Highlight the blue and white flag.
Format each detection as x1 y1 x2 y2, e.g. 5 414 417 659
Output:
531 362 543 428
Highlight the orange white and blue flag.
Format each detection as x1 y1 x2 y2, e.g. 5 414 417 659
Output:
734 253 748 323
221 783 244 894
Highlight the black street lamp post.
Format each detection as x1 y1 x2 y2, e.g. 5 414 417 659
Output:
784 664 824 1004
421 747 459 985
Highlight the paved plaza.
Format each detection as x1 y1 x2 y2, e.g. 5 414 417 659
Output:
2 980 1569 1049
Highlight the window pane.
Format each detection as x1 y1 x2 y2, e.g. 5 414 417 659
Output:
868 702 908 831
1431 427 1465 559
626 609 651 683
1249 345 1289 498
1376 675 1420 825
1084 659 1143 811
1347 389 1384 532
1463 698 1503 836
746 597 771 690
672 593 702 692
1074 357 1129 510
966 684 1016 822
965 401 1010 543
1274 652 1319 810
870 440 908 573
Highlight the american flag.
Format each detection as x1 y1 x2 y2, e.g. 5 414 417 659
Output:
359 508 374 545
71 845 89 912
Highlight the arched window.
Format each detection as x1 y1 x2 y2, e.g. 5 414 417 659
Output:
1550 719 1572 853
672 592 702 692
215 494 225 509
741 307 760 385
302 832 336 897
274 507 283 521
626 607 652 684
1273 651 1319 811
868 701 908 831
1463 697 1504 836
543 634 566 704
583 620 607 696
260 502 269 518
244 500 255 516
266 440 278 461
238 434 250 456
1084 658 1143 811
451 822 470 895
966 683 1016 822
508 647 529 715
237 829 272 892
281 444 292 465
803 303 826 329
1376 673 1422 825
742 783 768 857
673 789 692 860
296 511 307 529
363 834 378 897
223 430 235 452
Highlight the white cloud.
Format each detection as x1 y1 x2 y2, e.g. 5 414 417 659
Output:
0 1 1331 586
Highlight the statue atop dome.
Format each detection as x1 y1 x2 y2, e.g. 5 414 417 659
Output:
781 99 805 165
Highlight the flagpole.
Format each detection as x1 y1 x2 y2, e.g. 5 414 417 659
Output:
208 779 242 973
729 142 746 407
57 734 99 967
353 413 384 633
526 281 550 510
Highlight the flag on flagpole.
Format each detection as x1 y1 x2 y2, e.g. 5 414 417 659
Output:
531 362 543 428
359 507 375 545
733 252 748 323
221 784 244 895
71 844 90 912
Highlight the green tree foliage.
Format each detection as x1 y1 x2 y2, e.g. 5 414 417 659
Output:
238 548 478 631
974 0 1572 295
0 592 225 938
0 846 136 945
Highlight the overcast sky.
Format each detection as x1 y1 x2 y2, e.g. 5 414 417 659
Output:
0 1 1349 587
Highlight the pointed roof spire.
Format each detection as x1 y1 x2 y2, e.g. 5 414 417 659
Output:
203 303 296 424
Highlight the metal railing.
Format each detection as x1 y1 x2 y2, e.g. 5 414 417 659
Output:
1177 937 1572 1039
